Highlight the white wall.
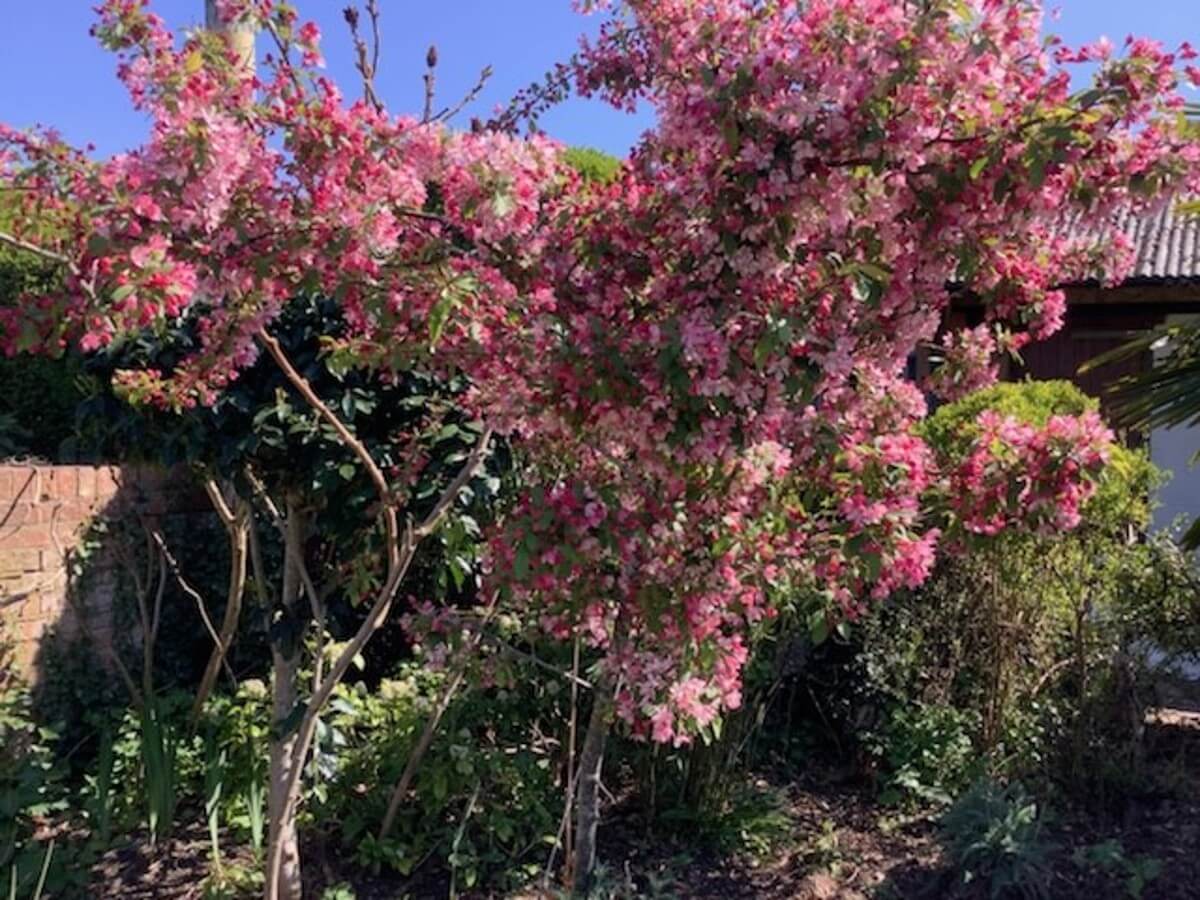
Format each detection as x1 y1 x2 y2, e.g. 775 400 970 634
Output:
1151 315 1200 534
1151 423 1200 533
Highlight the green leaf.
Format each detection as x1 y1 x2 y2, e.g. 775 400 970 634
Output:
513 543 530 581
808 609 830 645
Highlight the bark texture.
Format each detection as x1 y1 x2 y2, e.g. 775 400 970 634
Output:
265 502 305 900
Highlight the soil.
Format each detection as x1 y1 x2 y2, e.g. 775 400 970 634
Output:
87 710 1200 900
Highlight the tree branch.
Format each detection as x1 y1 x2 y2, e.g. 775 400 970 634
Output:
344 2 384 113
433 66 493 124
0 230 68 265
255 327 393 506
150 528 237 688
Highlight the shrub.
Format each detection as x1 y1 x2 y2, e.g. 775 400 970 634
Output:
798 381 1197 807
919 380 1158 532
561 146 622 184
318 660 565 891
0 251 87 462
872 703 982 807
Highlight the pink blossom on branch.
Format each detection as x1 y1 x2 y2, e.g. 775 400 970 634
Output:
483 0 1199 743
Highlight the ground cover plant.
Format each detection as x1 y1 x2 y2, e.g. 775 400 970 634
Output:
0 0 1199 898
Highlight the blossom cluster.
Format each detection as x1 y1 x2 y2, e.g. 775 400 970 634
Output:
950 410 1114 536
0 0 568 414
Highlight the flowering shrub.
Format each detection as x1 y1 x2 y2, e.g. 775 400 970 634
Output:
796 382 1181 810
0 0 1194 755
0 1 568 416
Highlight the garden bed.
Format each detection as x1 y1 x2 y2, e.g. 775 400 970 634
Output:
84 709 1199 900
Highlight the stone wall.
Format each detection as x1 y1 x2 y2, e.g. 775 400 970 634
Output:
0 464 189 677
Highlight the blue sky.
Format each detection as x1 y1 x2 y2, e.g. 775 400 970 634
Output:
0 1 1193 158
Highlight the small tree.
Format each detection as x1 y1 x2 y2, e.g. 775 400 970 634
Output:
0 2 566 897
481 0 1200 889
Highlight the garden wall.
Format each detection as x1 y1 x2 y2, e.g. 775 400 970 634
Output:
0 464 200 678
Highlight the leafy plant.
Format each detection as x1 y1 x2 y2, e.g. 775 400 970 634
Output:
85 726 116 845
6 841 54 900
318 661 564 891
658 779 794 859
201 860 264 900
203 682 272 858
0 248 85 462
1072 839 1163 899
139 697 180 847
940 780 1053 899
205 729 229 868
874 704 981 807
0 683 67 897
561 146 622 185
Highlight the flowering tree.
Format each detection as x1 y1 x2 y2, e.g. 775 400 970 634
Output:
0 2 568 897
1 0 1198 896
478 0 1200 887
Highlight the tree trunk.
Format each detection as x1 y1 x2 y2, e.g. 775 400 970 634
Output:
571 679 613 896
204 0 256 76
265 503 305 900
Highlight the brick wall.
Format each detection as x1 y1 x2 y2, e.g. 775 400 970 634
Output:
0 464 186 677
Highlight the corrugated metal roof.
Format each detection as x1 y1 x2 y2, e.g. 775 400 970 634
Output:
1059 203 1200 285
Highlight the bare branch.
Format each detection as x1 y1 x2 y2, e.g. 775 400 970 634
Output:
244 464 326 629
151 528 237 688
423 44 438 123
367 0 381 84
344 4 384 113
0 230 68 265
255 328 393 505
414 428 494 539
378 591 501 838
203 478 237 527
433 65 494 124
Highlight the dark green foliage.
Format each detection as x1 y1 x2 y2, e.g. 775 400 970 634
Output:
871 703 981 807
0 666 79 897
1072 840 1162 899
0 251 87 461
74 296 506 679
655 778 794 858
326 660 565 890
939 779 1052 899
